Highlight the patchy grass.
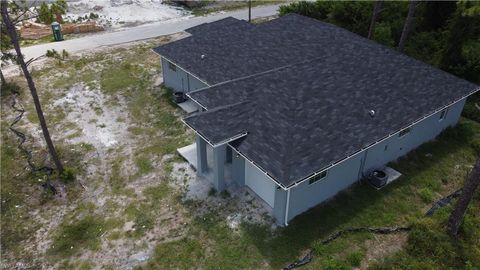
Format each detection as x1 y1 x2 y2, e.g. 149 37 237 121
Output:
371 195 480 269
4 35 479 269
136 238 203 269
0 120 40 258
135 156 154 175
48 204 106 258
138 118 480 269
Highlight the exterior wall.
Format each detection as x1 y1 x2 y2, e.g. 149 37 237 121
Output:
161 57 208 93
362 99 465 173
286 152 364 221
245 161 276 207
277 99 466 225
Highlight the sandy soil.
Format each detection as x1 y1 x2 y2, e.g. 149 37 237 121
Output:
65 0 192 29
2 34 274 269
357 232 408 269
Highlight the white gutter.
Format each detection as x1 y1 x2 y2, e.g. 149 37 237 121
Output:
185 91 208 110
284 189 291 226
181 118 248 148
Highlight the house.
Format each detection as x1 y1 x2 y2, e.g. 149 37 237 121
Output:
153 14 479 226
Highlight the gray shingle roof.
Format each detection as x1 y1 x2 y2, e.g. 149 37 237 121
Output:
184 17 252 35
153 14 362 85
179 14 479 188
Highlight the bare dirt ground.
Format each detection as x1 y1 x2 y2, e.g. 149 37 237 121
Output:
357 232 408 270
1 32 275 270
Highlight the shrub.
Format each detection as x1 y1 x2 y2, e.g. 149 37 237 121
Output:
220 190 230 199
419 187 435 203
60 167 76 182
208 187 216 196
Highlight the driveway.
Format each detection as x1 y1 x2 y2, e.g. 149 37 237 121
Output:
19 4 281 62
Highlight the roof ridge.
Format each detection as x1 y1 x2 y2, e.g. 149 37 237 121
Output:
187 56 324 97
279 82 305 183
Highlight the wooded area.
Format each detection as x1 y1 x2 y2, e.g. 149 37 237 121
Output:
279 1 480 85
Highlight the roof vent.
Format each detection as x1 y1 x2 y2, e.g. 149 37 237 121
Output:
369 109 376 118
201 54 206 59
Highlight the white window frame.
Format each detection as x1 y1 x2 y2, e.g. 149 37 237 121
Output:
308 170 328 185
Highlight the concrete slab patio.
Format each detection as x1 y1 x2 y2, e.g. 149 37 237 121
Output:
177 99 199 114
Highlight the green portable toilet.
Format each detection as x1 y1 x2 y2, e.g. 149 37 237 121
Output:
51 22 64 41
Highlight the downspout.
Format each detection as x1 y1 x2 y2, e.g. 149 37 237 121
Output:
284 188 291 226
358 148 369 181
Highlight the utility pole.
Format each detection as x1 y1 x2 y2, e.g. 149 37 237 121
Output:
248 0 251 23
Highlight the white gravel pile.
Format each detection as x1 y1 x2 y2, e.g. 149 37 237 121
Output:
65 0 191 28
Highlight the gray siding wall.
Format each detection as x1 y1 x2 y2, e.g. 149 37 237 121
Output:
245 161 276 207
286 153 364 221
276 99 466 225
161 57 208 93
362 99 465 173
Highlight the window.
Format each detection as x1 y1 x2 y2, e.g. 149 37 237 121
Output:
439 108 448 121
398 128 411 138
308 170 327 185
168 61 176 72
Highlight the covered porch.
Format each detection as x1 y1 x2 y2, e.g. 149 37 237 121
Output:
177 135 245 191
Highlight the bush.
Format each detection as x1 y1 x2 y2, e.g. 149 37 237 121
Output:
463 92 480 123
419 187 435 203
220 190 230 198
0 81 20 97
60 167 76 182
374 22 395 47
279 1 331 20
208 187 216 196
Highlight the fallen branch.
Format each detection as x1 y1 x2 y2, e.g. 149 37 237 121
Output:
282 226 411 270
282 188 464 269
425 189 462 216
8 84 56 193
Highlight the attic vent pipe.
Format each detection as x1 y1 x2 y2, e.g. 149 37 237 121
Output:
201 54 206 59
369 109 376 117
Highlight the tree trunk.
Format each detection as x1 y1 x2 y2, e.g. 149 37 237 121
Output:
367 0 384 40
398 1 417 52
448 158 480 237
0 68 5 85
1 2 64 174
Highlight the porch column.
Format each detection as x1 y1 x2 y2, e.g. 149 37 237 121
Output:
196 135 207 174
213 144 226 191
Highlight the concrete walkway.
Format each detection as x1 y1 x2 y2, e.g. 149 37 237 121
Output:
19 4 281 61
